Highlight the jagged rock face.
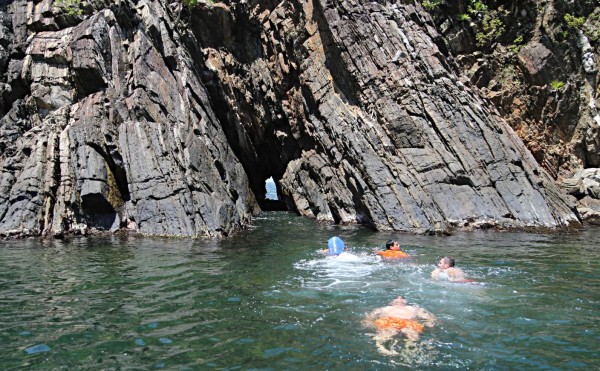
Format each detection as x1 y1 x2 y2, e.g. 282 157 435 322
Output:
430 0 599 180
0 1 259 237
0 0 580 238
562 168 600 224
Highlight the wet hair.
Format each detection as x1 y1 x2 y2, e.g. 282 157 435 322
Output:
385 240 396 250
442 256 455 267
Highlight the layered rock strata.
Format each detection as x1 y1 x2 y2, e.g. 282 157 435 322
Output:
562 168 600 224
425 0 599 220
0 0 581 238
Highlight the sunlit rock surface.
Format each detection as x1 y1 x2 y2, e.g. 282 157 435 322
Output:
0 0 581 237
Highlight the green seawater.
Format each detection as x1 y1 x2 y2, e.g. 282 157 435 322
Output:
1 212 599 369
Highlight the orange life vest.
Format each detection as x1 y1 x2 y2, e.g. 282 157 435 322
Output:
374 317 424 332
376 250 409 259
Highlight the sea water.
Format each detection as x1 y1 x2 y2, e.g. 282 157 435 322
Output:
1 212 599 369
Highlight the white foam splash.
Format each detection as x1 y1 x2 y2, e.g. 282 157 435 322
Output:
294 252 385 290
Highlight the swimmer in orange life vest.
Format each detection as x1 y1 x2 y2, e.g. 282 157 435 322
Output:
376 240 409 259
364 296 435 355
431 256 472 282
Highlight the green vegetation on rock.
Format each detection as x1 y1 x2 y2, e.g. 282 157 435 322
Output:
581 12 600 42
54 0 209 16
422 0 443 11
564 13 585 29
550 80 565 90
562 12 599 42
475 14 505 46
468 0 487 15
509 35 524 53
458 13 471 22
54 0 84 16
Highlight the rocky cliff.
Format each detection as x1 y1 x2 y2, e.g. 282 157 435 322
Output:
0 0 584 238
426 0 600 223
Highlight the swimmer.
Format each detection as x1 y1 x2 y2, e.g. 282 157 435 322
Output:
322 236 346 256
431 256 470 282
364 296 435 355
376 239 409 259
385 240 402 251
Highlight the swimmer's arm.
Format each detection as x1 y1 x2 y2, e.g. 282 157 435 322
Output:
418 309 436 327
431 269 440 280
364 308 384 322
363 308 382 328
367 308 384 319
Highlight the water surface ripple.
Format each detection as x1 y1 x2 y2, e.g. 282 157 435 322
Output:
1 212 599 369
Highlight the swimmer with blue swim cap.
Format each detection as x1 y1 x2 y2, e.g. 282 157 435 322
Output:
326 236 345 255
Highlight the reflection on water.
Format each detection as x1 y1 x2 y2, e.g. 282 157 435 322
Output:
1 212 599 369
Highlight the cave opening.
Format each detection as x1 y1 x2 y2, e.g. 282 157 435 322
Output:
257 175 288 211
186 3 304 215
265 177 278 200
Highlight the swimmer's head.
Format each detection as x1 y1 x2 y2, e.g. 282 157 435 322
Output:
327 236 345 255
390 296 407 306
385 240 400 251
438 256 455 268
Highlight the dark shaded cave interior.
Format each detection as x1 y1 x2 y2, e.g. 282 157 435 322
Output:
245 140 291 212
186 3 303 213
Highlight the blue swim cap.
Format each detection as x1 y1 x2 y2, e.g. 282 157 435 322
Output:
327 236 345 255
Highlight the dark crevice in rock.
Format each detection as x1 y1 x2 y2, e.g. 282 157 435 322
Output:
190 4 263 65
0 99 33 156
214 160 227 182
189 26 300 214
81 193 117 230
110 164 130 202
41 134 61 235
86 141 130 202
1 64 31 117
447 174 474 187
312 0 361 107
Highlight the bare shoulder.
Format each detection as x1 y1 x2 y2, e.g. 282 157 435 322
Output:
448 267 465 277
